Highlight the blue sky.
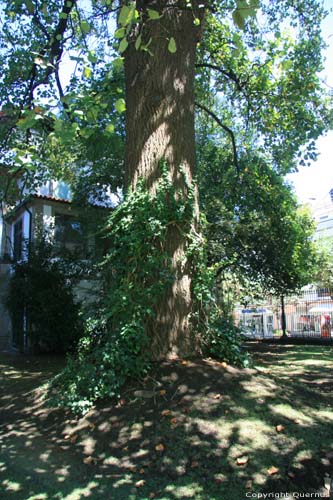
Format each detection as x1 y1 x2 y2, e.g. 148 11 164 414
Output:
286 0 333 204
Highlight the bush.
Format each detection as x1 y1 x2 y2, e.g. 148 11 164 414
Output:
204 316 251 367
6 240 82 353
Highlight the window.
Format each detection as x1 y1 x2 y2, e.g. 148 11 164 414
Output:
13 219 23 260
54 214 85 253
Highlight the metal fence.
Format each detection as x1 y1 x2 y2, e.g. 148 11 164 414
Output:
234 287 333 340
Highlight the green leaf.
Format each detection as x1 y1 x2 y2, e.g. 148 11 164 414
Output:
105 123 115 134
115 98 126 113
88 51 98 64
118 5 130 25
83 66 92 78
168 37 177 53
118 3 136 26
232 10 245 30
118 38 129 53
59 12 68 19
114 27 126 39
80 20 90 35
135 34 142 50
147 9 160 20
113 57 124 70
24 0 34 14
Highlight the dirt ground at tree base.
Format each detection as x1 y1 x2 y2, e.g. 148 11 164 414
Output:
0 343 332 500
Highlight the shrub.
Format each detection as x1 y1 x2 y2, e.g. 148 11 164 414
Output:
6 239 82 353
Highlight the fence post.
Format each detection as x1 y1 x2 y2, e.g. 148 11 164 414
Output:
281 295 287 338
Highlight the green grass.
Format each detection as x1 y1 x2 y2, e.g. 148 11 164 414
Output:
0 345 332 500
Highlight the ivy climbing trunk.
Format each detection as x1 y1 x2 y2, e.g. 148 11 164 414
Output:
123 1 205 360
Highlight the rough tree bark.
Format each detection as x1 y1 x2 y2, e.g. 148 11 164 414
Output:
123 0 206 359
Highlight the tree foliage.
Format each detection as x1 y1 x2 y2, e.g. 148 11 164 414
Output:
6 239 82 353
0 0 330 199
0 0 331 409
196 119 318 294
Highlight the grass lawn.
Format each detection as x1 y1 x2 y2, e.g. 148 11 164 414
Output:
0 344 332 500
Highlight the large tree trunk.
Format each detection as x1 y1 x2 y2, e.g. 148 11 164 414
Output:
123 1 205 359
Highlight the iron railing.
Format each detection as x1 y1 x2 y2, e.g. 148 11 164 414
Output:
234 287 333 340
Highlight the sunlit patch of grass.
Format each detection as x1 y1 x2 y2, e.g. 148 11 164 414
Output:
2 479 22 492
165 482 204 498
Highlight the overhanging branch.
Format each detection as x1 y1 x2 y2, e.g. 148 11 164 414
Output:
196 62 245 92
195 101 239 173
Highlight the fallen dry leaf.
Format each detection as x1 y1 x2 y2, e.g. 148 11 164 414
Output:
129 466 137 473
236 456 249 466
155 443 165 452
267 466 279 476
190 461 199 468
149 493 156 499
159 389 166 396
170 417 178 425
276 424 285 433
89 423 95 431
139 468 145 474
70 434 78 444
213 394 222 400
119 398 126 406
161 409 171 417
83 456 98 465
135 479 146 488
181 360 188 366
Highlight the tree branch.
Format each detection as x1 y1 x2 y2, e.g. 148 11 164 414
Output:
196 62 245 92
195 101 239 173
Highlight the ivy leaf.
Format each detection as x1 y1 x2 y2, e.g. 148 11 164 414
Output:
168 37 177 53
118 2 136 26
118 5 130 25
135 34 142 51
147 9 160 20
118 38 129 53
114 27 126 39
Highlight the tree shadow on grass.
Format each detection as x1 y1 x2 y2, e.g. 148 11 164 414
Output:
0 345 333 500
